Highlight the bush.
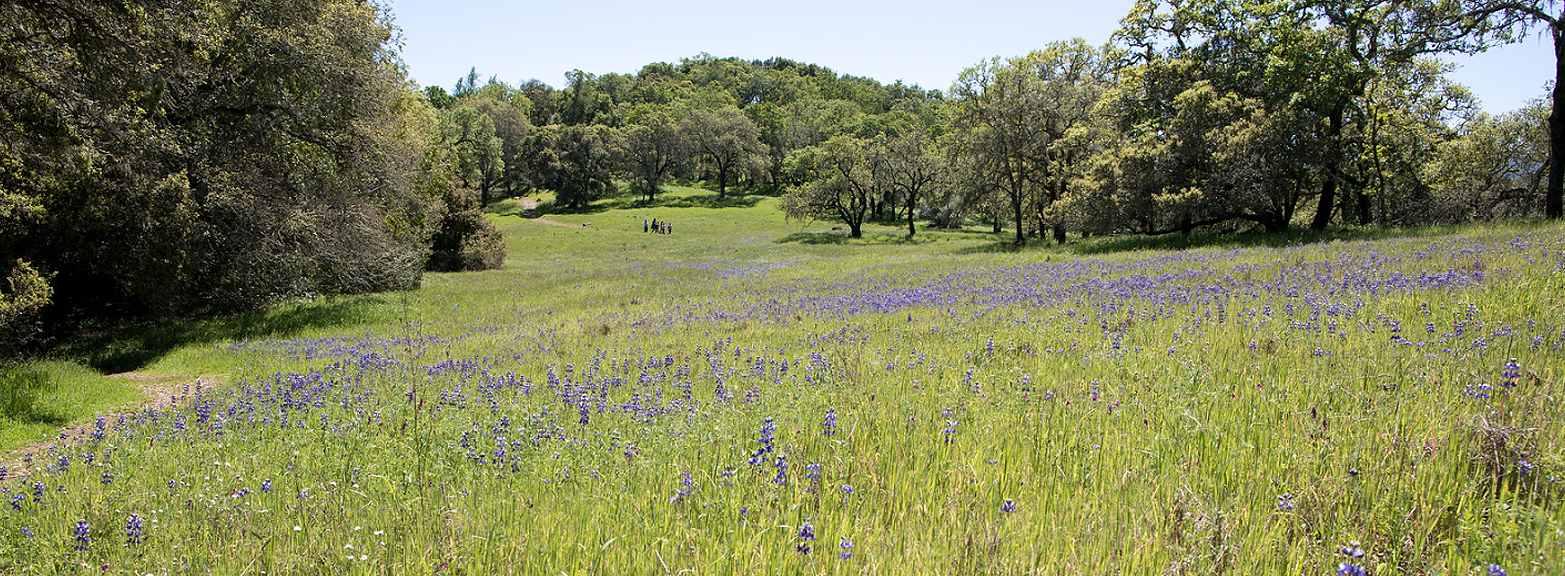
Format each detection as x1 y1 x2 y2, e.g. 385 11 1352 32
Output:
0 260 52 353
427 188 505 272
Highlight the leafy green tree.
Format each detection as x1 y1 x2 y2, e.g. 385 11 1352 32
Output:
617 111 691 202
1426 101 1550 220
440 107 505 207
460 86 533 197
1119 0 1521 228
426 187 504 272
1461 1 1565 218
533 125 621 208
0 0 437 328
951 40 1113 245
561 70 612 126
880 133 947 237
682 107 765 197
518 79 559 127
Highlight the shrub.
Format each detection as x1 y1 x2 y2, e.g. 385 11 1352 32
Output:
427 188 504 272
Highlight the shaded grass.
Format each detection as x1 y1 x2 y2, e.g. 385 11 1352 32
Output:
52 296 392 374
1064 222 1542 255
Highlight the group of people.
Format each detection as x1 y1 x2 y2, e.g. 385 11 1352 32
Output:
644 218 673 234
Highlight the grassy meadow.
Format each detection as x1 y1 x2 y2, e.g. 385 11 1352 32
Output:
1 186 1562 574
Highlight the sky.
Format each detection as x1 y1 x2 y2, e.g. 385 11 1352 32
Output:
386 0 1554 114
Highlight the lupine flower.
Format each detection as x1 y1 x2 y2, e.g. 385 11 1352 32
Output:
1500 359 1521 387
670 473 693 504
20 527 34 537
1487 565 1506 576
72 520 90 551
822 409 838 436
1518 460 1534 474
841 484 854 495
942 420 957 444
773 455 789 486
838 537 853 559
749 418 776 465
1336 541 1366 576
261 479 273 493
805 462 822 493
126 514 144 545
796 521 815 553
1000 499 1016 513
1276 493 1295 511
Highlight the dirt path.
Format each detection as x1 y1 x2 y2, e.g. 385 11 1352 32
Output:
1 372 210 476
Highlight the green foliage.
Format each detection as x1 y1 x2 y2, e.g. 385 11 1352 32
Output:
0 260 51 353
0 0 436 331
682 107 766 197
1426 102 1551 222
950 40 1114 245
427 188 505 272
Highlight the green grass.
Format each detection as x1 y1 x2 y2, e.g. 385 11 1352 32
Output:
0 361 145 450
3 188 1562 574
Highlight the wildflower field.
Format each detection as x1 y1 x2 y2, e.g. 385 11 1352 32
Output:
2 190 1562 574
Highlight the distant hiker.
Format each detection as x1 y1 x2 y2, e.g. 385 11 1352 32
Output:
652 218 659 232
668 222 673 235
644 219 649 233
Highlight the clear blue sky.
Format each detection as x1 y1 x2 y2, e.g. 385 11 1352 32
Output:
386 0 1554 114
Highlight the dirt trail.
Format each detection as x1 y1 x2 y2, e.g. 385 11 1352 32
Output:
1 372 211 476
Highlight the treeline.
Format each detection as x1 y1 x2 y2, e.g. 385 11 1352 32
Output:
3 0 1561 349
0 0 502 351
414 55 943 211
432 1 1560 248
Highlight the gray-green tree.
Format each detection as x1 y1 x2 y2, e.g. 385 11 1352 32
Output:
781 136 881 238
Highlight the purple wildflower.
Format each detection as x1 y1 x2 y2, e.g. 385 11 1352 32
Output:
72 519 90 551
126 514 144 545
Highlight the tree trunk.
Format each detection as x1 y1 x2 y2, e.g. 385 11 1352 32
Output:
1311 102 1345 229
906 193 916 237
717 164 729 198
1052 224 1066 244
1549 24 1565 219
1011 193 1026 246
1355 187 1372 225
849 221 862 238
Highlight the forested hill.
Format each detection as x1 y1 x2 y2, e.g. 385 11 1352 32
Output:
2 0 1562 352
